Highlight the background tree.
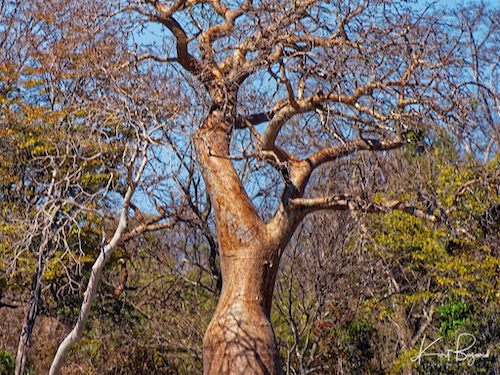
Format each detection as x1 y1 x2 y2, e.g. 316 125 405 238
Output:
0 0 187 373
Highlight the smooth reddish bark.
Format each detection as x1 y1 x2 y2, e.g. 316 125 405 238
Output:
195 111 290 374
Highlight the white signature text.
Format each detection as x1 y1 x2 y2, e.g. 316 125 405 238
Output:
411 333 490 366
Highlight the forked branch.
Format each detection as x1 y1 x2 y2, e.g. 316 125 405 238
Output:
143 0 204 77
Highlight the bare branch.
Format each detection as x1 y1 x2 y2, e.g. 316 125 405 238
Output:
307 135 405 169
142 0 204 77
290 195 439 223
234 111 273 128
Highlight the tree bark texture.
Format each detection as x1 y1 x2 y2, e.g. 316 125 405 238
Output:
195 112 289 375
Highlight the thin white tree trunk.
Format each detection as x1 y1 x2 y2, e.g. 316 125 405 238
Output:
49 151 148 375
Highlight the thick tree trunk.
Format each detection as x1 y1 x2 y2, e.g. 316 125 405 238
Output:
203 245 282 374
195 112 284 374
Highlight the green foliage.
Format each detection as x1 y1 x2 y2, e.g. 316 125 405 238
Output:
0 351 15 375
437 298 469 336
345 320 375 361
405 129 427 156
363 145 500 374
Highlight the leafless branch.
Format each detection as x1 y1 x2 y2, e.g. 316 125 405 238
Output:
290 195 439 223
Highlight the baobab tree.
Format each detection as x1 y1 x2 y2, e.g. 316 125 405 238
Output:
128 0 498 374
48 0 499 373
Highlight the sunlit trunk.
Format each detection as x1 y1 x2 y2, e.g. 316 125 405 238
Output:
203 243 282 374
195 112 283 374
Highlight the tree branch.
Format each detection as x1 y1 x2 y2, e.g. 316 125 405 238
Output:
307 135 405 169
290 195 439 223
260 80 392 151
144 0 204 77
199 6 247 68
121 216 187 243
234 111 273 128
